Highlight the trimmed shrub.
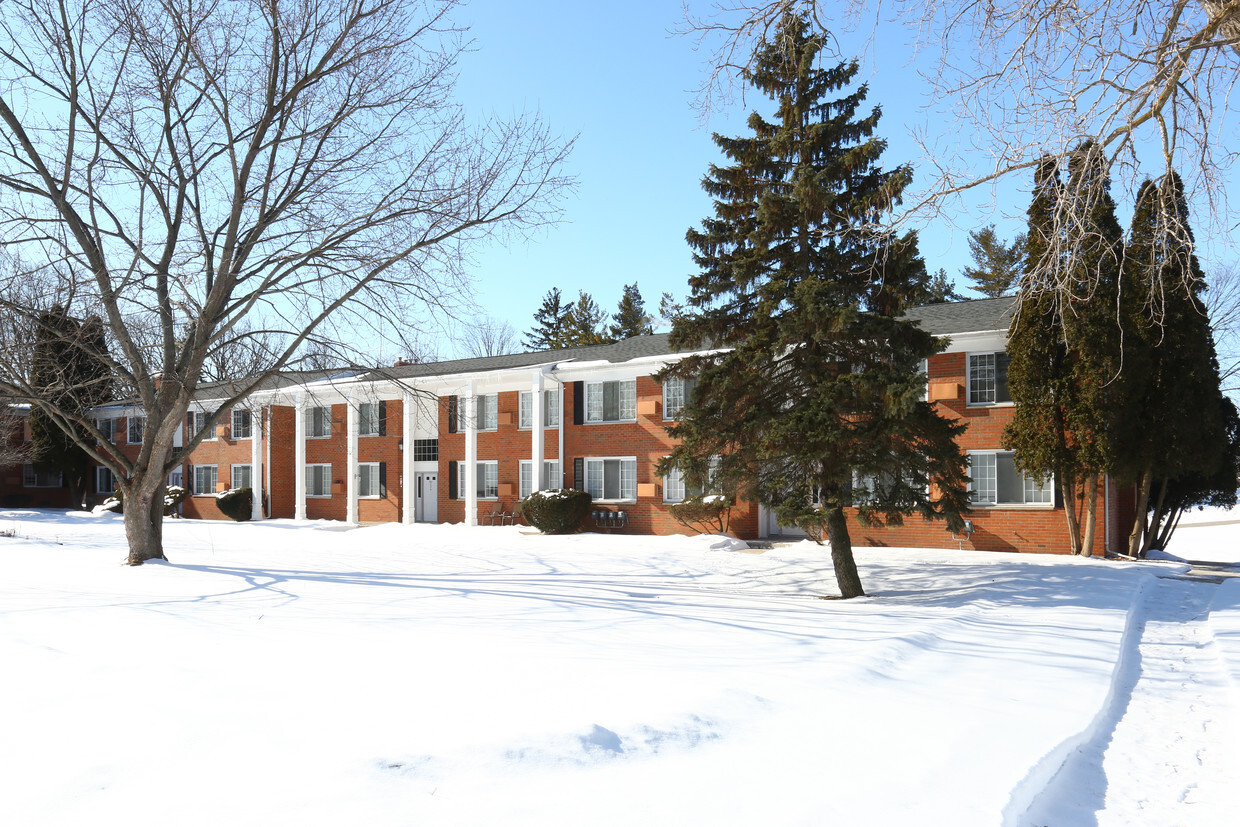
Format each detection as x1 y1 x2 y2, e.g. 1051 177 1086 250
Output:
519 488 592 534
216 487 253 522
100 489 122 514
668 494 733 534
164 485 188 517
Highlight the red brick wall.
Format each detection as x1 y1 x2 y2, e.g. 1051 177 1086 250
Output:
181 407 262 521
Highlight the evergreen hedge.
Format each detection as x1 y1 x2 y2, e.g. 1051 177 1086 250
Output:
217 487 252 521
519 489 591 534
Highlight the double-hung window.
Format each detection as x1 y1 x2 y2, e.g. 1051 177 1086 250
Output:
192 465 218 495
967 451 1053 506
232 409 252 439
358 402 382 436
968 352 1011 405
127 415 145 444
96 466 115 494
518 389 560 428
458 394 498 431
662 377 693 420
585 380 637 423
519 459 560 498
358 462 383 498
457 461 499 499
191 410 217 440
23 464 62 488
306 463 332 497
97 417 117 441
663 457 719 502
308 406 332 438
585 457 637 501
231 464 252 490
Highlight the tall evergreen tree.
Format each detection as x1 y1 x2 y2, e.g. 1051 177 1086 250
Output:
28 306 113 508
914 268 963 305
609 283 654 339
1004 146 1125 556
662 13 969 598
962 225 1026 297
562 290 611 346
1116 173 1237 555
524 288 570 350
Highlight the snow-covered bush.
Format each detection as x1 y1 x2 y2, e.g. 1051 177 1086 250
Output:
216 487 252 522
99 490 123 514
519 488 591 534
164 485 187 516
668 493 733 535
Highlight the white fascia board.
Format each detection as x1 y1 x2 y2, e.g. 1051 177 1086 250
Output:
936 329 1009 354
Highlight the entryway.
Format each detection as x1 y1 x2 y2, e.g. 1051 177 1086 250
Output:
415 472 437 522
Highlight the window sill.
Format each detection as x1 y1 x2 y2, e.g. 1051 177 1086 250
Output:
592 498 636 505
965 402 1016 409
306 494 333 499
968 502 1055 510
583 419 638 425
307 435 332 440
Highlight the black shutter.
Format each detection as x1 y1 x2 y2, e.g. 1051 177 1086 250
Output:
186 465 194 494
379 462 387 498
447 396 458 433
447 460 458 499
572 382 583 424
573 457 585 491
995 353 1011 403
378 400 387 436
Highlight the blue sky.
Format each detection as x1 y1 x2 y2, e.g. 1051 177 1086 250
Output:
447 1 1233 353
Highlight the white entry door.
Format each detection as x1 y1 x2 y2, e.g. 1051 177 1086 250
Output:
415 472 438 523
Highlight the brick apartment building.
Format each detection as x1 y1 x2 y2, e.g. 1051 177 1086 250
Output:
0 297 1135 554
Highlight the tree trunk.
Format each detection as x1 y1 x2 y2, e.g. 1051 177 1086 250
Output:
1061 475 1083 555
1142 478 1170 556
124 470 167 566
824 506 865 599
1080 474 1098 557
1127 468 1152 557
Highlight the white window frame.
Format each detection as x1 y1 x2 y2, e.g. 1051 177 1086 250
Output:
585 456 637 502
358 462 382 498
96 466 115 494
127 414 145 445
458 394 498 432
966 451 1053 508
192 464 218 496
518 389 561 429
308 406 332 438
518 459 560 498
231 409 252 440
585 380 637 423
663 376 690 420
663 457 720 503
967 351 1013 407
358 402 381 437
231 463 252 491
22 464 63 488
306 463 332 498
192 409 218 441
457 460 499 499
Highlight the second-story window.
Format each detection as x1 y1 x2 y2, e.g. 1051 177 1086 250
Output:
232 409 252 439
458 394 498 431
585 380 636 422
358 402 383 436
309 406 332 438
662 377 695 419
518 389 560 428
968 352 1011 405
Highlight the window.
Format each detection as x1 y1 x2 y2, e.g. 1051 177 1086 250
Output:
231 464 252 490
191 410 217 440
663 376 694 420
456 394 498 431
97 417 117 441
126 415 145 445
519 459 560 498
23 464 62 488
413 439 438 461
585 380 637 422
663 457 719 502
96 466 115 494
191 465 218 495
456 460 499 498
518 389 561 428
232 409 252 440
967 452 1053 506
585 457 637 501
308 406 332 438
852 470 920 508
358 402 383 436
968 352 1011 405
358 462 384 498
306 463 332 497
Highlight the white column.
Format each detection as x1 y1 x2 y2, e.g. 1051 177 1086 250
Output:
557 382 565 487
402 389 415 525
531 371 544 493
346 393 359 524
294 395 307 520
464 381 477 527
250 405 264 521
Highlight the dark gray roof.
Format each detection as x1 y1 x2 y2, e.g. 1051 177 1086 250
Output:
904 296 1015 335
377 333 683 380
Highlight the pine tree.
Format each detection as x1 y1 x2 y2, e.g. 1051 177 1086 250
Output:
609 283 654 339
962 225 1026 297
29 306 113 508
662 13 969 598
1116 173 1237 555
914 268 963 305
524 288 569 350
562 290 610 346
1004 146 1125 556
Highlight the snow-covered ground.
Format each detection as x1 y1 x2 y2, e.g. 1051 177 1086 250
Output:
1 507 1237 826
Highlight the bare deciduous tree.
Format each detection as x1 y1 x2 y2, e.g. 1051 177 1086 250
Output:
0 0 570 564
463 316 519 358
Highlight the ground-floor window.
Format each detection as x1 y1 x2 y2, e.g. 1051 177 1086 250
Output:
96 466 115 494
231 464 252 490
586 457 637 502
967 451 1053 506
457 461 499 499
306 463 332 498
519 459 560 498
22 464 62 488
191 465 218 496
663 457 719 502
358 462 385 498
